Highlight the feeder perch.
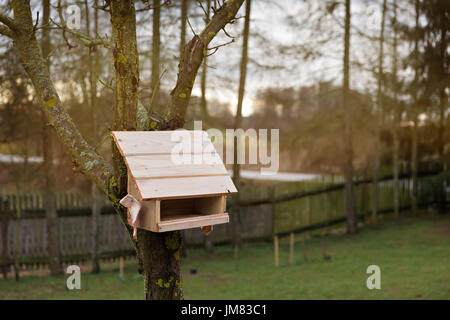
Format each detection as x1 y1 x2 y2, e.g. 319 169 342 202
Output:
112 130 237 235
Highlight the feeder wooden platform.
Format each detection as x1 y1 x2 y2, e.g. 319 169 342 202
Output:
112 130 237 233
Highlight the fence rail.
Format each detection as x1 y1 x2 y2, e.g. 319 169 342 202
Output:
0 168 447 271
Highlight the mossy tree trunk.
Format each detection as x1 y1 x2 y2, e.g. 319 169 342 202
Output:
2 0 245 299
41 0 63 276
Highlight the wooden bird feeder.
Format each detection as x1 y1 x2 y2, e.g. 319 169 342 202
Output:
112 130 237 234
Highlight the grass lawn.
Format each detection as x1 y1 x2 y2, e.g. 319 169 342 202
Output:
0 214 449 299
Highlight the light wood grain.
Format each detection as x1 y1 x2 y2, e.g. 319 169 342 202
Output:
135 175 237 200
126 153 227 179
112 130 215 156
157 213 229 232
116 130 237 201
128 174 160 232
194 196 226 214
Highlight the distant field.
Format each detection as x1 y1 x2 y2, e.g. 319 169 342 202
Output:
0 215 449 300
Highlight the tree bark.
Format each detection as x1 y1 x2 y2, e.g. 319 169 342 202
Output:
180 0 189 55
41 0 63 275
343 0 357 233
151 0 161 113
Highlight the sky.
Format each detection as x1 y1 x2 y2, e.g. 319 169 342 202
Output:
0 0 415 116
183 0 401 116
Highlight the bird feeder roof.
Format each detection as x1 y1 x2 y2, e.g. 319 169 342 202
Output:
112 130 237 200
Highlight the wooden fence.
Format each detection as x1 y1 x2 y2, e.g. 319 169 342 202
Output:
0 166 446 270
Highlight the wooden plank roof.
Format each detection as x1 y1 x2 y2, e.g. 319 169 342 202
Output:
112 130 237 200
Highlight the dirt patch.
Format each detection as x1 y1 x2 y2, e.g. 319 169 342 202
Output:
433 224 450 236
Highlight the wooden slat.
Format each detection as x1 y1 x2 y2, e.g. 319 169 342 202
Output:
112 130 216 156
135 175 238 200
125 153 227 179
157 213 229 232
128 173 160 232
194 196 226 214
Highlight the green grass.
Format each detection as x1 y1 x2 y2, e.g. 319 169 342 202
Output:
1 215 449 299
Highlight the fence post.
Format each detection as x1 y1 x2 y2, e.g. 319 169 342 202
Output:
289 232 294 265
2 199 9 279
274 235 279 267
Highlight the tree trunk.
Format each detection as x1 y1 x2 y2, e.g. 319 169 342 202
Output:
151 0 161 113
231 0 251 254
109 0 183 299
201 0 213 254
178 0 191 259
7 0 244 299
180 0 189 55
343 0 357 233
42 0 63 275
436 12 447 214
392 0 400 220
371 0 387 228
200 0 211 122
411 116 419 215
85 0 101 273
138 229 184 299
411 0 420 216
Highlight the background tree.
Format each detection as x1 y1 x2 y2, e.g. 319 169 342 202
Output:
342 0 357 233
151 0 161 113
420 0 449 213
231 0 251 258
0 0 244 299
391 0 400 219
410 0 420 216
371 0 387 228
180 0 189 54
84 0 101 274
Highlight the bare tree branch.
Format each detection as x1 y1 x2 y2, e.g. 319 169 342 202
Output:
0 12 18 31
0 24 12 38
162 0 246 128
136 0 172 12
10 0 114 198
52 0 112 49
